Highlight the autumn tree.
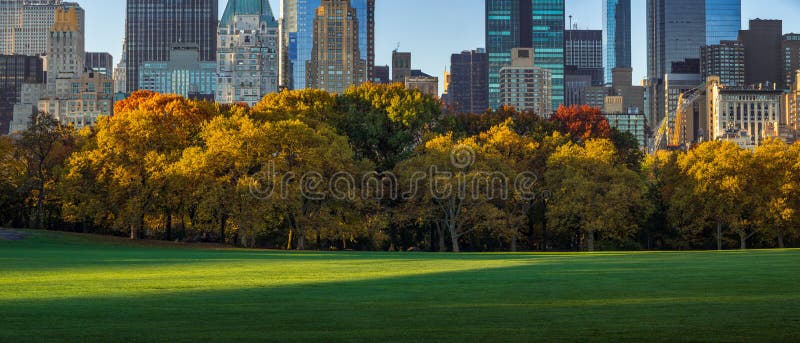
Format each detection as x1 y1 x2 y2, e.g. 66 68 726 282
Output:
545 139 650 251
15 112 76 229
550 105 611 142
752 139 800 248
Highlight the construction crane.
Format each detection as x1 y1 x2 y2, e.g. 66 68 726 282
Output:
651 83 705 154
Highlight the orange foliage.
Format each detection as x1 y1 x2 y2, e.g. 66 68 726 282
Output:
550 105 611 141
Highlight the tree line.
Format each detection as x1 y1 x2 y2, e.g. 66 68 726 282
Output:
1 84 798 251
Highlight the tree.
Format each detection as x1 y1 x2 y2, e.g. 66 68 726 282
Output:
0 136 25 226
752 139 799 248
673 141 754 250
476 119 544 251
15 112 76 229
395 133 506 252
63 92 214 239
336 83 441 171
550 105 611 142
545 139 650 251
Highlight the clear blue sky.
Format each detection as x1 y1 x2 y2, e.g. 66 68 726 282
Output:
81 0 800 87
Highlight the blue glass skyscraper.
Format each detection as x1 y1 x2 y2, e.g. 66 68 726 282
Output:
603 0 631 84
486 0 564 112
286 0 373 90
705 0 741 45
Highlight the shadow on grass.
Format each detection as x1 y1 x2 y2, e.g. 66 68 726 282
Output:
1 257 799 343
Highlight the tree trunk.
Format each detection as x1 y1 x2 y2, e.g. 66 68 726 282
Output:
451 233 460 253
219 213 227 244
716 221 722 251
511 232 518 252
286 229 293 250
437 225 446 252
130 224 137 240
298 230 306 250
165 212 172 241
586 230 595 252
777 230 785 249
740 232 747 250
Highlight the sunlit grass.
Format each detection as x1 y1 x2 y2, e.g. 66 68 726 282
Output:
1 230 798 342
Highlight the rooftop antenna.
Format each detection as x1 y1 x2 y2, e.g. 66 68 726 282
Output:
394 42 400 53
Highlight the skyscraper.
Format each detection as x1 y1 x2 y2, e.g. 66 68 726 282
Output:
306 0 365 93
392 51 411 83
706 0 741 45
284 0 374 90
0 1 22 55
603 0 631 84
700 40 744 87
500 48 552 116
739 19 782 88
217 0 280 105
486 0 564 111
0 55 43 134
450 49 489 114
46 6 84 96
565 29 604 86
646 0 741 127
125 0 217 93
14 1 84 57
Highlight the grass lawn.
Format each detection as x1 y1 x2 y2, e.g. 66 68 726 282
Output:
1 230 798 342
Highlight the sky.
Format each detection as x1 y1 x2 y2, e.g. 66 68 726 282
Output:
81 0 800 88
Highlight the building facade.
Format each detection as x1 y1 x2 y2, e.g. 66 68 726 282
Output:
604 112 647 148
782 33 800 91
603 0 631 85
391 51 411 83
0 55 43 134
138 44 217 100
486 0 564 111
0 1 22 55
284 0 374 90
405 73 438 97
217 0 279 106
705 0 742 45
125 0 217 93
305 0 365 94
85 52 113 76
38 71 114 129
707 77 783 147
739 19 782 89
646 0 741 129
46 6 84 96
700 40 745 87
565 29 603 87
450 49 489 114
14 1 84 57
499 48 552 116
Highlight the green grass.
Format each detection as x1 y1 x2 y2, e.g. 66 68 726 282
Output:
1 230 799 342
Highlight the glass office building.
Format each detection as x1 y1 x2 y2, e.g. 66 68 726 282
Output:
125 0 218 93
486 0 563 112
706 0 741 45
288 0 373 90
603 0 631 84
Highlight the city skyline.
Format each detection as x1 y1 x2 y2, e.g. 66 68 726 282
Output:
69 0 800 90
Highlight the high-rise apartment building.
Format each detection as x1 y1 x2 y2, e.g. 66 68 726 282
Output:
565 29 603 87
306 0 365 93
700 40 745 87
450 49 489 114
0 55 43 134
125 0 217 93
499 48 552 116
283 0 374 90
707 77 783 148
217 0 280 106
85 52 113 76
739 19 782 89
603 0 631 85
486 0 564 111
